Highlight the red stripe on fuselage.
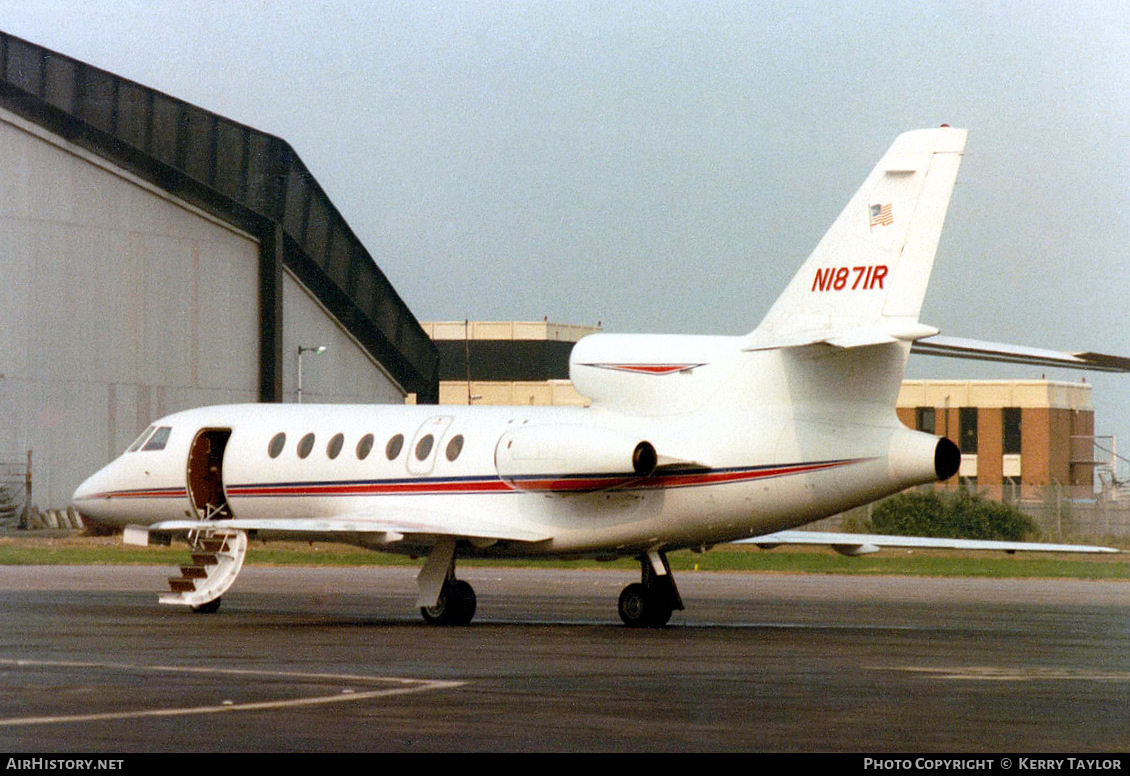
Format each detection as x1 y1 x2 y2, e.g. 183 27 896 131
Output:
81 459 869 503
225 459 868 498
583 363 704 375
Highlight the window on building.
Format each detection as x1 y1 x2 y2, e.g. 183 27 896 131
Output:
915 407 936 434
959 407 978 454
1003 408 1022 455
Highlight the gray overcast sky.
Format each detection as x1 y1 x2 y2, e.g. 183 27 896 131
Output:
4 2 1130 457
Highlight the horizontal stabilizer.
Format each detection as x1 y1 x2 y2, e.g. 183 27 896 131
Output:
738 530 1119 555
744 322 940 352
911 335 1130 373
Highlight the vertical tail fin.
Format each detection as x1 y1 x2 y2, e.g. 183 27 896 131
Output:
744 127 967 350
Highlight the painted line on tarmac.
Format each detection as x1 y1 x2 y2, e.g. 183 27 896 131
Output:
0 658 466 726
882 665 1130 682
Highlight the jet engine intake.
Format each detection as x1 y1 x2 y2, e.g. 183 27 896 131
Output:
495 425 657 493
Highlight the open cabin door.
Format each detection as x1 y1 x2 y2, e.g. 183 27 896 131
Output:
187 428 233 520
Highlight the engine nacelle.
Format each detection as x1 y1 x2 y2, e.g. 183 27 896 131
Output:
887 428 961 486
495 424 657 493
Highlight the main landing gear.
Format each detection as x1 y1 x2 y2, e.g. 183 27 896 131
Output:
618 550 684 628
420 578 477 626
417 537 478 626
415 540 682 627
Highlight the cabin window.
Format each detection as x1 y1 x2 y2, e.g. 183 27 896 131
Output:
386 434 404 460
127 426 156 453
297 433 315 459
268 433 286 458
415 434 434 461
356 434 374 460
327 433 344 459
445 434 464 462
142 426 172 451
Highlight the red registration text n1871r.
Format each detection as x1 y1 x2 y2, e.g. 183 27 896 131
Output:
811 265 888 292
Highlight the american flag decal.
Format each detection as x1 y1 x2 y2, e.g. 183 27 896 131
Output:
869 203 893 227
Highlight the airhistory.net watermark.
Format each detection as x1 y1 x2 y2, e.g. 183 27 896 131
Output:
5 760 123 771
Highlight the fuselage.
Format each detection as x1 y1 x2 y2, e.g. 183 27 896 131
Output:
72 346 952 560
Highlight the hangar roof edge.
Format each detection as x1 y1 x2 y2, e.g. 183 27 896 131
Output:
0 29 438 402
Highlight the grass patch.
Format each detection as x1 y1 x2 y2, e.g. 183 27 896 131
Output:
0 534 1125 580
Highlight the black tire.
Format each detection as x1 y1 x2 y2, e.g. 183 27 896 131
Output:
420 589 450 625
645 597 673 628
420 580 476 626
448 579 477 625
619 582 674 628
618 583 649 627
190 597 221 614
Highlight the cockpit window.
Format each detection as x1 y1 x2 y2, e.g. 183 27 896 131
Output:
127 426 156 453
141 426 172 451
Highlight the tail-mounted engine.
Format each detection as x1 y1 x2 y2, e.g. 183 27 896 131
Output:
495 424 657 493
886 428 961 486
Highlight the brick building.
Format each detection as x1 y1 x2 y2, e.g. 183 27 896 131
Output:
896 380 1096 500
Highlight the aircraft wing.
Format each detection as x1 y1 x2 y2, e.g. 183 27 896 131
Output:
910 335 1130 373
739 530 1120 556
130 506 553 547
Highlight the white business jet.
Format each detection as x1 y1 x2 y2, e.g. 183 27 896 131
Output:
71 128 1125 627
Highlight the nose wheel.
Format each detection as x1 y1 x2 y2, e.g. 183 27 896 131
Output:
618 550 683 628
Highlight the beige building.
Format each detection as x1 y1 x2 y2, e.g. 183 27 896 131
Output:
422 321 597 407
896 380 1097 500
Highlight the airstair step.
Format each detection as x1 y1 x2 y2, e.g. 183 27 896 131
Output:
157 529 248 609
168 578 197 593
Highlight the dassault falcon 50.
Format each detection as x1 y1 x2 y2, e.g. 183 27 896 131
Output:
72 127 1125 626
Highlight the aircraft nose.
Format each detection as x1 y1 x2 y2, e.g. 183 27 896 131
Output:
71 465 114 520
72 468 104 503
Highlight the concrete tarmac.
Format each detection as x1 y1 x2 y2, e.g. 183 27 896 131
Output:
0 564 1127 752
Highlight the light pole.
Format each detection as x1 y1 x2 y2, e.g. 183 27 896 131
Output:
296 345 326 403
